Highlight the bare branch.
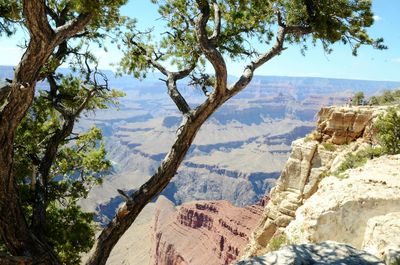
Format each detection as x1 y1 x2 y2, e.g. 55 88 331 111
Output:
166 77 191 114
209 1 221 43
195 0 227 96
127 37 198 114
228 26 287 96
55 12 94 43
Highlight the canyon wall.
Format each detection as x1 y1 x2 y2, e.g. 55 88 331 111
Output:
243 106 390 258
150 197 266 265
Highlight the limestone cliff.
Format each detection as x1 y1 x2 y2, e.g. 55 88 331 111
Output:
243 106 392 258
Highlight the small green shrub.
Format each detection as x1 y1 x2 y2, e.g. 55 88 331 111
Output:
268 234 290 251
375 107 400 155
369 96 379 105
322 142 336 151
320 170 332 179
367 89 400 106
380 90 396 104
335 147 383 176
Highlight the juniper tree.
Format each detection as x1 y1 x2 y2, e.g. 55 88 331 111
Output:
86 1 386 264
353 91 365 105
0 1 126 264
376 107 400 155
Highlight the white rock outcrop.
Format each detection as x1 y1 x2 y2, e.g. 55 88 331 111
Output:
284 155 400 263
362 212 400 265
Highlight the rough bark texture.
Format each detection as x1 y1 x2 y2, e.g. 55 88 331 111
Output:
0 0 93 263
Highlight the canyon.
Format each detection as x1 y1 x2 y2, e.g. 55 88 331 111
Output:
74 73 399 264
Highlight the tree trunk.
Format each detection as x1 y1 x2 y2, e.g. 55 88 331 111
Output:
86 97 223 265
0 1 92 262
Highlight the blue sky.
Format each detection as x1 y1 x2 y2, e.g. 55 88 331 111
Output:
1 0 399 81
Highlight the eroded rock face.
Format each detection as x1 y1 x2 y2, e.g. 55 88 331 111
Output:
363 212 400 265
244 137 341 257
236 241 385 265
285 155 400 247
316 106 387 144
150 197 264 265
243 106 390 258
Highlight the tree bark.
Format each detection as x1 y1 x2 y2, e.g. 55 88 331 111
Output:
0 1 94 263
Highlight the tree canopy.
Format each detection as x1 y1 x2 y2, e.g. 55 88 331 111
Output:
0 1 385 265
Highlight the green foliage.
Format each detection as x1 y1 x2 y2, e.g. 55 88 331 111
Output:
268 234 291 251
1 0 127 263
369 96 379 105
390 257 400 265
352 91 365 106
322 142 336 151
13 73 123 263
375 107 400 155
368 89 400 105
334 107 400 177
0 0 21 36
335 147 384 176
380 90 397 104
121 0 384 79
46 203 96 265
320 170 332 179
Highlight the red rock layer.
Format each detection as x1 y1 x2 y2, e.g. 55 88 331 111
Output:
150 197 265 265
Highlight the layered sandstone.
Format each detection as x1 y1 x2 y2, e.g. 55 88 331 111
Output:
243 106 389 257
285 155 400 263
150 197 265 265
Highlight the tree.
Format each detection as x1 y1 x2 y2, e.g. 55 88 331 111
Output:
0 0 127 264
380 89 396 104
0 1 385 264
376 107 400 155
353 91 365 105
369 95 379 105
86 1 385 264
12 69 124 265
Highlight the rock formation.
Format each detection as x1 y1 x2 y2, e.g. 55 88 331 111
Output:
236 241 385 265
363 212 400 264
285 154 400 264
150 196 265 265
243 106 394 258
